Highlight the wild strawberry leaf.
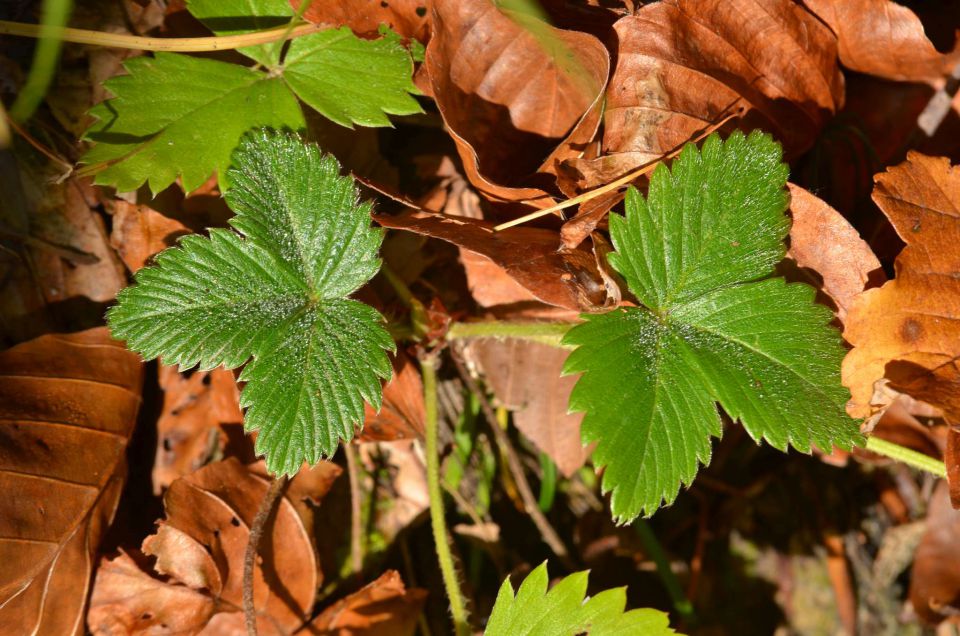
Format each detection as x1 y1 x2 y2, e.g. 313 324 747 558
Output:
484 561 678 636
82 3 421 194
563 131 861 522
107 130 394 476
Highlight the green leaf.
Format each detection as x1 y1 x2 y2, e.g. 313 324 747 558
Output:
82 53 305 194
283 27 422 128
484 562 678 636
186 0 292 66
82 3 421 193
563 131 861 522
107 130 394 475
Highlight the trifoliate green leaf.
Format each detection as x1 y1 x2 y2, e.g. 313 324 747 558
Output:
82 7 421 193
484 562 678 636
82 53 305 194
186 0 292 66
563 131 861 523
107 130 393 475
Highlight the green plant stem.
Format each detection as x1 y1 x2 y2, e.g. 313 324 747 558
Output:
422 354 471 636
865 436 947 478
447 320 577 348
9 0 73 123
634 520 697 624
0 19 322 52
537 452 557 513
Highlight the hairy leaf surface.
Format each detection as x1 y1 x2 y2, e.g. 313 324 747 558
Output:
108 130 393 475
82 1 420 194
484 562 677 636
563 131 860 522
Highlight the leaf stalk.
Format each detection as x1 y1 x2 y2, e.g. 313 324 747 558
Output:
447 320 577 348
864 436 947 478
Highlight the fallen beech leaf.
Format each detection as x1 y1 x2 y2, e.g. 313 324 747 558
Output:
299 570 427 635
109 201 192 273
461 249 541 308
465 339 589 477
803 0 960 82
785 183 884 321
375 210 609 311
598 0 843 176
359 440 430 542
103 458 339 634
842 153 960 422
357 351 425 442
87 551 215 635
0 328 143 634
293 0 429 42
153 365 244 493
910 482 960 624
425 0 609 204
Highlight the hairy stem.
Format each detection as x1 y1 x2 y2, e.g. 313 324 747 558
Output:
635 520 697 623
447 320 576 348
244 474 289 636
0 19 323 52
422 354 471 636
864 436 947 478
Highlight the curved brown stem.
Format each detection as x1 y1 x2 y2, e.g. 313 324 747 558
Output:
244 474 289 636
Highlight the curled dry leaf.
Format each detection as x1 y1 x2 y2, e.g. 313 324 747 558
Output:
803 0 960 82
110 201 192 273
153 365 244 493
843 153 960 424
292 0 430 42
357 351 425 442
0 328 143 635
425 0 609 205
297 570 427 635
910 481 960 624
464 339 589 477
89 458 340 635
375 210 610 311
784 183 884 321
591 0 843 183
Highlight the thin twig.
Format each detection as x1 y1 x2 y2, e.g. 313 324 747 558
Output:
422 354 472 636
343 442 365 575
244 474 289 636
493 110 740 232
0 19 323 52
450 348 577 570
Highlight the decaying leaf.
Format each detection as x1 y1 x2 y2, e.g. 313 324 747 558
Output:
804 0 960 82
785 183 884 321
843 153 960 423
375 210 610 311
465 339 589 477
357 351 425 442
0 328 143 635
293 0 430 42
89 457 339 635
298 570 427 635
593 0 843 182
153 365 244 493
425 0 609 205
910 482 960 624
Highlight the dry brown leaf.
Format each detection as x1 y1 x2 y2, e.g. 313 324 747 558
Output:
89 458 339 635
785 183 884 321
87 551 215 636
842 153 960 422
359 440 429 542
596 0 843 180
298 570 426 636
357 351 425 442
425 0 609 205
110 201 192 273
0 328 143 635
293 0 430 42
910 481 960 624
153 366 244 493
465 339 589 477
803 0 960 82
375 210 610 311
